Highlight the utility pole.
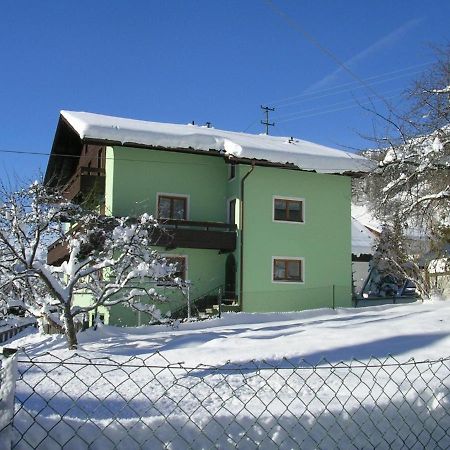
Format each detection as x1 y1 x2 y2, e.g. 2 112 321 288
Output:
260 105 275 135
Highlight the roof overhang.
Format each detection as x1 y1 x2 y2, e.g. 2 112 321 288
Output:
45 111 375 186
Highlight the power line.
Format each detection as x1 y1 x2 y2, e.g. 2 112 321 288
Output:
267 62 432 107
248 64 420 133
276 92 402 123
242 119 260 133
0 149 211 167
244 80 406 132
264 0 395 107
272 68 427 109
273 86 404 122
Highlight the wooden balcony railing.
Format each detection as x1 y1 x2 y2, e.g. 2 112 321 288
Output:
155 219 237 252
47 237 69 266
47 219 236 265
63 166 105 201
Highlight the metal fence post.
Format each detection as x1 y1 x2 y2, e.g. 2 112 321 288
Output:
332 284 335 310
218 287 222 319
187 283 191 321
0 349 18 450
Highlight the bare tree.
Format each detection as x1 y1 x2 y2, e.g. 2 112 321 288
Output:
0 181 177 349
359 46 450 297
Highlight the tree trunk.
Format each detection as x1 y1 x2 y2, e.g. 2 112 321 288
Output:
62 304 78 350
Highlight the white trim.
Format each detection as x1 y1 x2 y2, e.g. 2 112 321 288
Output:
271 256 305 284
156 192 190 220
272 195 305 224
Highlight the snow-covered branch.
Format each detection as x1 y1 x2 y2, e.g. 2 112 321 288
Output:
0 181 178 349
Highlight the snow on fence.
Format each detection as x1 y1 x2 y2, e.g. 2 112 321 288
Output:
1 349 450 450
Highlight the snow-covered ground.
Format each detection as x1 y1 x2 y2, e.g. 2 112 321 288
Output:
3 300 450 450
7 300 450 364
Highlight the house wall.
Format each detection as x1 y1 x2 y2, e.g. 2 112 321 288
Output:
73 293 110 325
101 146 352 322
239 165 352 312
108 248 228 326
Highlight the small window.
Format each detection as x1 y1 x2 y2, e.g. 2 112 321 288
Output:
158 195 187 220
228 164 236 180
228 199 236 225
273 258 303 282
274 197 304 223
98 148 104 169
165 256 187 280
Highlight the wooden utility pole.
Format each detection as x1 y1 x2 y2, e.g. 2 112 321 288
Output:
260 105 275 134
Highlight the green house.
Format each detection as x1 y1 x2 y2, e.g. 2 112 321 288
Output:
45 111 371 325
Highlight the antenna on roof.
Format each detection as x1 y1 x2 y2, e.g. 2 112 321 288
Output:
260 105 275 135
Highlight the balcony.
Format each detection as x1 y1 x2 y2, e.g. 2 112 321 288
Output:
63 166 105 201
47 219 236 265
155 220 237 252
47 238 69 265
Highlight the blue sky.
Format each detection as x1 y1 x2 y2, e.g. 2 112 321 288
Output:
0 0 449 182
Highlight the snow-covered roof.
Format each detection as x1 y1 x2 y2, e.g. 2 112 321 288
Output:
351 203 381 233
60 111 373 175
351 217 376 256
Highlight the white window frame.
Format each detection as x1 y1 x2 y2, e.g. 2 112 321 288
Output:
272 195 305 224
271 256 305 284
156 192 190 220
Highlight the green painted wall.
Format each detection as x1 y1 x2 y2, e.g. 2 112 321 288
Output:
73 292 110 325
240 165 352 312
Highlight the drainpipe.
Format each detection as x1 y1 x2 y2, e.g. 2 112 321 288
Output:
239 161 256 311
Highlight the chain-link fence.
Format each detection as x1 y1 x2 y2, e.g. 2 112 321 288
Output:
1 349 450 449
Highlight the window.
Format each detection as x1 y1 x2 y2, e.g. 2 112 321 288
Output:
98 148 104 169
228 199 236 225
273 258 303 283
165 256 187 280
273 197 304 223
157 195 188 220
